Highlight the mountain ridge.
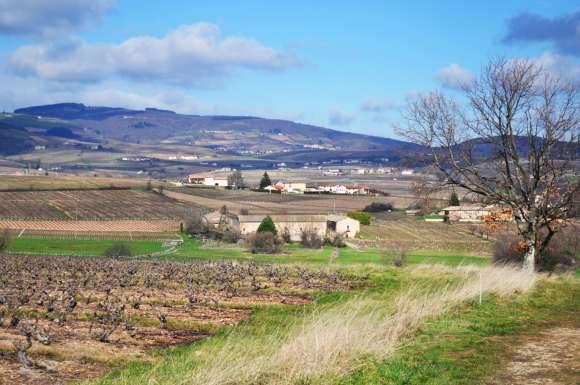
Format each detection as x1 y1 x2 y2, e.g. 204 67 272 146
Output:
11 103 418 157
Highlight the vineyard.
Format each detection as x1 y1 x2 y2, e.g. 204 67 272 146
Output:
0 255 364 385
0 219 180 233
0 190 192 220
356 215 493 254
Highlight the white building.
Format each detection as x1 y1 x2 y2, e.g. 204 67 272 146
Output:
187 173 229 187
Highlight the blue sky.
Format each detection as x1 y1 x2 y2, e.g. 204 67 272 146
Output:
0 0 578 138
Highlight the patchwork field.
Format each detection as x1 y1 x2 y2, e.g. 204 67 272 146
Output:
166 187 408 213
0 190 191 220
0 175 149 191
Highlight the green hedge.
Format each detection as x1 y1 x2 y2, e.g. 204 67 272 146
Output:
348 211 371 225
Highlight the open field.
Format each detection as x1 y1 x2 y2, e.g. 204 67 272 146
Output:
158 239 491 266
6 238 166 257
0 175 150 191
0 254 361 385
1 235 490 266
166 187 410 213
0 190 191 220
354 212 493 254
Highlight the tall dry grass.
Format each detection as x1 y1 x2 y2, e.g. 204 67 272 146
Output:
164 265 535 385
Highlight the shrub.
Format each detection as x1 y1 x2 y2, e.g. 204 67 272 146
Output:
185 213 209 237
0 229 10 251
281 228 292 243
449 191 460 206
248 232 281 254
259 172 272 190
104 243 132 258
493 228 578 272
219 228 242 244
300 228 323 249
347 211 371 225
257 216 278 236
325 233 346 248
391 242 410 267
363 202 393 212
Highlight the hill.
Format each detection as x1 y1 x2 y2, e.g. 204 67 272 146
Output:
0 122 35 155
13 103 418 157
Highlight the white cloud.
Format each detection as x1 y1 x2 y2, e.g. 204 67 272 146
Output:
529 51 580 81
328 109 354 126
0 0 114 37
360 98 399 113
9 23 300 86
436 63 475 90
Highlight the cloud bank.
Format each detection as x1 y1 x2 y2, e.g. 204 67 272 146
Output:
0 0 114 37
9 22 300 86
503 10 580 57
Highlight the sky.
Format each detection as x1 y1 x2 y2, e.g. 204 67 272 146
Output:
0 0 578 138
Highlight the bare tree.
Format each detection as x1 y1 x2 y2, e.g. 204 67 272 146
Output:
409 179 441 214
228 170 245 190
399 58 579 272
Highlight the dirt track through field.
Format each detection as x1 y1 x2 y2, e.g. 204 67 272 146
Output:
490 327 580 385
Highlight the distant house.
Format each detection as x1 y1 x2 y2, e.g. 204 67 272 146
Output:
202 211 360 241
327 214 360 238
187 173 229 187
323 168 342 176
318 184 369 195
273 181 307 194
401 169 414 176
439 204 513 222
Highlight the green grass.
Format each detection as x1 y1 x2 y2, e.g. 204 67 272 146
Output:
7 237 165 256
158 238 490 266
338 278 580 385
4 235 490 268
417 214 445 221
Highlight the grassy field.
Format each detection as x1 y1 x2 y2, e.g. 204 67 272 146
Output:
83 265 579 385
3 236 489 266
6 237 165 256
157 238 491 266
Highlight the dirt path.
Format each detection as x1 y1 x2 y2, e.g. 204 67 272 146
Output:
490 327 580 385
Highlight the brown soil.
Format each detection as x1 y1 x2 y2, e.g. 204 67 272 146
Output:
490 327 580 385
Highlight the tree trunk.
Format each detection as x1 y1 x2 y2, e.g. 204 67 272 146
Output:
523 240 535 273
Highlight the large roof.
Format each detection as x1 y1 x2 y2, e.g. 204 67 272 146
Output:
440 204 487 211
238 214 328 223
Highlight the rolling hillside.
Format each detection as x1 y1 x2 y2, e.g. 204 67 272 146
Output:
13 103 418 156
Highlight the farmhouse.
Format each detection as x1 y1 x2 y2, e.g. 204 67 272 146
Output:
202 211 360 241
272 181 307 194
318 184 369 195
187 173 229 187
439 204 513 222
327 214 360 238
238 214 327 241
